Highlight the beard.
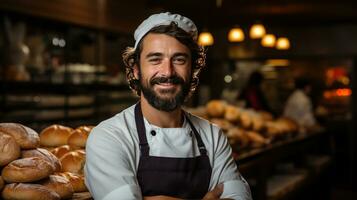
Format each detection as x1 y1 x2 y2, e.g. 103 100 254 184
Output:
139 72 191 112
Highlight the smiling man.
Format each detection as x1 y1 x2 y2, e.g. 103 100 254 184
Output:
85 12 252 200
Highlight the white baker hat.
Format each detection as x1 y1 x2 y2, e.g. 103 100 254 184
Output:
133 12 198 49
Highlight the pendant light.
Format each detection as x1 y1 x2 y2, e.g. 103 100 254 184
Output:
249 23 266 39
228 27 244 42
198 31 214 46
261 34 276 47
276 37 290 50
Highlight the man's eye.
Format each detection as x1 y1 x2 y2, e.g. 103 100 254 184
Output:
173 57 187 65
149 58 161 64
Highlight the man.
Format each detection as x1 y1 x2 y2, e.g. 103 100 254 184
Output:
85 12 252 200
284 77 317 133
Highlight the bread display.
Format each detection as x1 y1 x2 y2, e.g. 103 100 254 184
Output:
40 174 74 199
2 183 60 200
67 128 89 149
51 145 73 159
206 100 227 118
60 150 86 174
40 125 73 147
22 148 62 172
0 133 21 167
0 123 40 149
55 172 88 193
2 157 54 183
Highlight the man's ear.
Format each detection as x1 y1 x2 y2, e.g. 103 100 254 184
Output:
133 64 139 80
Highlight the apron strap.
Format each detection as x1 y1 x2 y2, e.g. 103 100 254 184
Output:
135 102 150 156
185 113 207 155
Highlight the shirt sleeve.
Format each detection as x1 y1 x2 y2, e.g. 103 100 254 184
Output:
84 124 142 200
210 127 252 200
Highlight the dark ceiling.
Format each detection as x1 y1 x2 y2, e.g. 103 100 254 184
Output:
141 0 357 29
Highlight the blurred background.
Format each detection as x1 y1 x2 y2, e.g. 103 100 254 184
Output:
0 0 356 199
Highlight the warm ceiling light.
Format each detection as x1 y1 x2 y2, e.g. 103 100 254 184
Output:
261 34 276 47
228 27 244 42
276 37 290 50
198 31 214 46
249 23 266 39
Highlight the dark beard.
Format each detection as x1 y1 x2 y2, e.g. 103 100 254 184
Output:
139 73 190 112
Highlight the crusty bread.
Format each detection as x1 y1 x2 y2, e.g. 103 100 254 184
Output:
55 172 87 192
50 145 73 159
22 148 62 172
0 123 40 149
2 157 54 183
40 174 74 199
60 150 86 174
2 183 60 200
67 128 89 149
0 133 21 166
206 100 227 118
40 125 73 147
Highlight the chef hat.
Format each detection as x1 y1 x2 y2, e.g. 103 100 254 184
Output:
134 12 198 49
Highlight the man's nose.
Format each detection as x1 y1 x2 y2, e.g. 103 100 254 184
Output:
161 59 175 76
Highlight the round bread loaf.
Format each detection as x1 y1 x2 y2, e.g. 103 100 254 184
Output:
67 127 90 149
55 172 87 192
0 176 4 191
0 123 40 149
0 133 21 166
40 125 73 147
2 183 60 200
224 105 241 123
50 145 73 159
60 150 85 174
2 157 54 183
206 100 226 118
40 175 74 199
22 148 62 172
76 125 94 134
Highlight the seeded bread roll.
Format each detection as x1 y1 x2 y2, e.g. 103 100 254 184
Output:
22 148 62 172
2 157 54 183
0 123 40 149
40 175 74 199
2 183 60 200
0 133 21 166
40 125 73 147
50 145 73 159
55 172 87 192
60 150 86 174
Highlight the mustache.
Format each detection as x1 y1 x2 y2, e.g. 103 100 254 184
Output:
150 75 185 85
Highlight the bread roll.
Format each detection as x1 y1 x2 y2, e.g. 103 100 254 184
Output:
240 111 252 129
0 133 21 166
246 131 269 148
67 128 89 149
40 175 74 199
50 145 73 159
22 148 62 172
76 125 94 134
60 150 86 174
0 123 40 149
224 105 241 123
226 128 250 148
55 172 87 192
0 176 4 191
2 157 54 183
2 183 60 200
206 100 226 118
40 125 73 147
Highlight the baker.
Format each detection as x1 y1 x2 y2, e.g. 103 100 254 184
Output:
85 12 252 200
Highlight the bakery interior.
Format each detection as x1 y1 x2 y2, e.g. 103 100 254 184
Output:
0 0 356 200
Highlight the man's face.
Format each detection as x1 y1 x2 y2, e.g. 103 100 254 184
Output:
135 33 192 112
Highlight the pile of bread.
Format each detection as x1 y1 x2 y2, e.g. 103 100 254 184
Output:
0 123 93 200
188 100 298 149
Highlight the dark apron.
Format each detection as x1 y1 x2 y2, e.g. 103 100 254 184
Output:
135 103 212 199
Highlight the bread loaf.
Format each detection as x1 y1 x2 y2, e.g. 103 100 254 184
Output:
22 148 62 172
206 100 226 118
50 145 73 159
67 128 89 149
0 123 40 149
60 150 86 174
2 157 54 183
0 133 21 166
40 175 74 199
2 183 60 200
55 172 87 192
40 125 73 147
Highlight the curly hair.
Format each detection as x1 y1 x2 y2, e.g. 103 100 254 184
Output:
122 22 206 98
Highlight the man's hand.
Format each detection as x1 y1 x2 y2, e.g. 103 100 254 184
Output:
202 183 224 200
